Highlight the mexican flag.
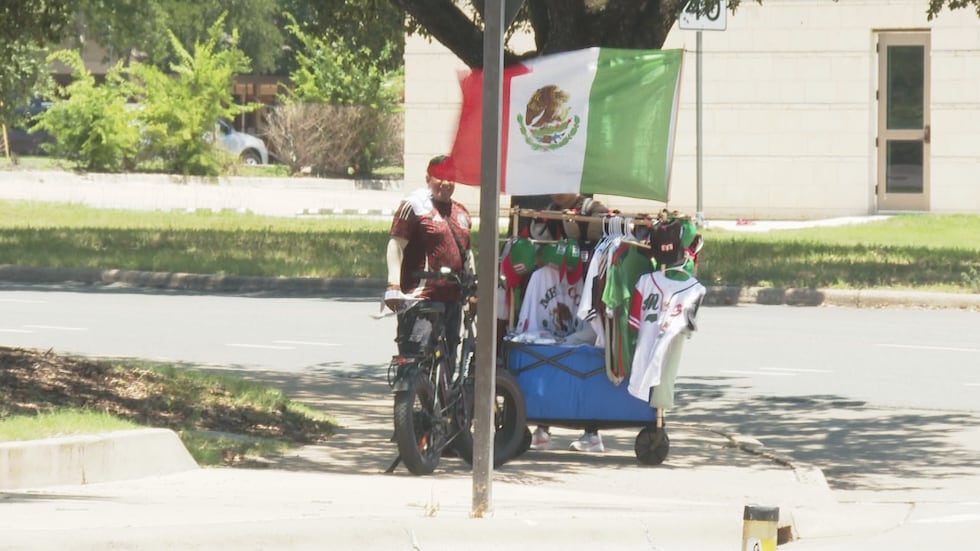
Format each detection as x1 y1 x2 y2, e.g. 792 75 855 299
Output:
430 47 684 201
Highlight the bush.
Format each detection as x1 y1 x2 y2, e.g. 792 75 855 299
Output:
263 104 402 177
34 52 141 172
273 13 403 177
129 16 256 177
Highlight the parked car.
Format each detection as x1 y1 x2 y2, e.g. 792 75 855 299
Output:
216 119 269 165
3 100 53 156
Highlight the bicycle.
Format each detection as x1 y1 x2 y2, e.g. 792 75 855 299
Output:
387 267 526 475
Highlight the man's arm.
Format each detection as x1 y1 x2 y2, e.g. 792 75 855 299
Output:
385 237 408 311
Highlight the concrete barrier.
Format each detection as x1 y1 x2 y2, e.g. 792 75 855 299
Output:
0 428 198 490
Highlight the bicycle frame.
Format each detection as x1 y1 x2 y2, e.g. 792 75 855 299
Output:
388 270 477 469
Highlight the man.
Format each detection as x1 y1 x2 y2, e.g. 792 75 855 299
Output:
384 155 474 358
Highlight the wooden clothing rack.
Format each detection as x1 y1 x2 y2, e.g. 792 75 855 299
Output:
506 207 687 240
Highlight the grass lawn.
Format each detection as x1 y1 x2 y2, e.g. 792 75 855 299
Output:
1 200 978 292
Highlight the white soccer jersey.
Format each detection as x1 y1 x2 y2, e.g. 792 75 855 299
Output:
576 235 616 348
516 265 587 339
626 271 706 402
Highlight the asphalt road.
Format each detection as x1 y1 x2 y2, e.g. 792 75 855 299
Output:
2 286 977 412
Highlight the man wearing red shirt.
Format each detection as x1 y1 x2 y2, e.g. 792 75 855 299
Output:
384 155 474 358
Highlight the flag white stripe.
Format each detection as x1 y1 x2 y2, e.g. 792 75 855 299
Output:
505 48 600 195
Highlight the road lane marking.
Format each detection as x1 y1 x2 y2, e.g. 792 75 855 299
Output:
719 370 795 377
878 343 979 353
759 367 833 374
912 513 980 524
0 328 34 333
226 343 295 350
274 340 340 347
24 324 87 331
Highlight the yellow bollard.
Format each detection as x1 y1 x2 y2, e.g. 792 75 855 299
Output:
742 504 779 551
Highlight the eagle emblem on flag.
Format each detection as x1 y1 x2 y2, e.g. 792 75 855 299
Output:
516 85 580 151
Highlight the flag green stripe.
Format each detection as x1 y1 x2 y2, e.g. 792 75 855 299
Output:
580 48 683 202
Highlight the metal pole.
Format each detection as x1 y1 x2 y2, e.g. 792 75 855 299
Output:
472 0 505 517
695 30 704 227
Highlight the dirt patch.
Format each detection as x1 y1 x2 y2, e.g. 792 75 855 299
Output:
0 346 334 461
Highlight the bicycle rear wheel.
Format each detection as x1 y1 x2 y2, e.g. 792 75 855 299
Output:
453 369 526 468
393 374 446 475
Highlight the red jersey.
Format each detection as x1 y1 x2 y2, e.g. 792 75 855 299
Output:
390 188 472 302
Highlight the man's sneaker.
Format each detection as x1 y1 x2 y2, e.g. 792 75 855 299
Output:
529 427 555 450
569 431 604 453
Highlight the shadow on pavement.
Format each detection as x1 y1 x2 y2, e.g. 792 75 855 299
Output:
673 378 980 492
197 363 980 493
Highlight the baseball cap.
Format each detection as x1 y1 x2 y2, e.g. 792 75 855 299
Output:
501 238 536 288
540 242 563 268
559 239 583 285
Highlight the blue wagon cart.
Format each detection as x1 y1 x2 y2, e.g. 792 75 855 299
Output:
504 342 670 465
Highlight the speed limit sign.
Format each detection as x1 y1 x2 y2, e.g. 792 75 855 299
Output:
679 0 727 31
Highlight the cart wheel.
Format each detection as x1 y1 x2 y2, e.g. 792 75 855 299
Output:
513 426 532 458
635 426 669 465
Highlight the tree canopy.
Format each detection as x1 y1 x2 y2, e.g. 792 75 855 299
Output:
390 0 980 68
0 1 76 123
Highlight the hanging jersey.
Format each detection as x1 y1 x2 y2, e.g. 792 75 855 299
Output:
577 235 616 348
516 265 587 339
627 271 706 401
601 241 654 384
390 188 471 302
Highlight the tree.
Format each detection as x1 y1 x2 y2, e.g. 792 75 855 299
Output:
0 1 75 45
264 13 403 176
389 0 980 68
76 0 284 74
279 0 405 73
74 0 172 67
75 0 405 76
928 0 980 18
0 1 76 126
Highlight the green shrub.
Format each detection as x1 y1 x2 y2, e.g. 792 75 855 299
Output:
34 51 141 172
129 15 257 177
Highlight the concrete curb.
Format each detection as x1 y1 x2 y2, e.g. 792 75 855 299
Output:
0 428 197 490
703 285 980 310
3 264 977 309
0 265 379 296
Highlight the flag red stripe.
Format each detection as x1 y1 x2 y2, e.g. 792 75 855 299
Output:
430 63 531 191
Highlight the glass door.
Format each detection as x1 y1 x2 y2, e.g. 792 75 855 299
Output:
877 32 931 211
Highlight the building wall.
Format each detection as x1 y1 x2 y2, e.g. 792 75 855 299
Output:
403 0 980 219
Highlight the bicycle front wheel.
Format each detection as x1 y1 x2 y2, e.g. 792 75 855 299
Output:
453 369 527 468
393 374 446 475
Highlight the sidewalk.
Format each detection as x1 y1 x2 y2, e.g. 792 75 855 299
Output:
0 367 854 551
